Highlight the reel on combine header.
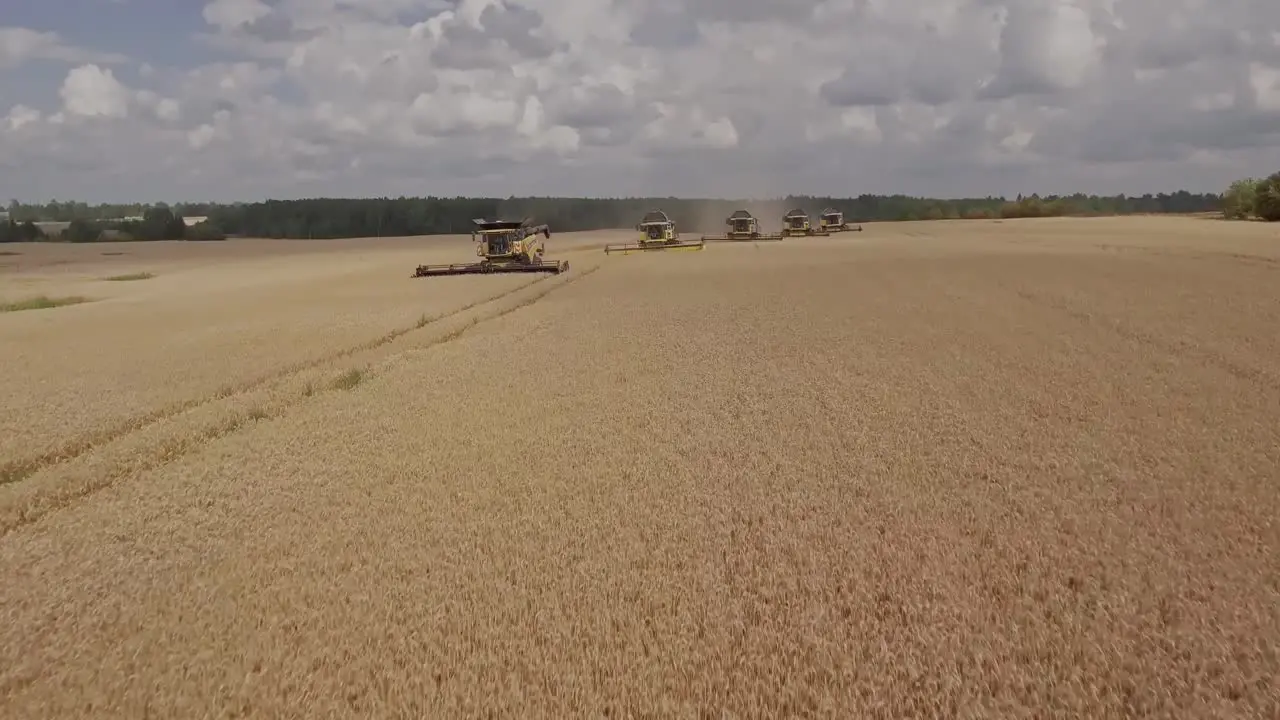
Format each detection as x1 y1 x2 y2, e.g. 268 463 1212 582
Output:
604 209 705 254
413 218 568 278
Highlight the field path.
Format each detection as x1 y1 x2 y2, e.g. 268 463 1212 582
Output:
2 220 1278 717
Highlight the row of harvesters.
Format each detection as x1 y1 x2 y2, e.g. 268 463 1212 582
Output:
781 207 864 237
411 206 865 275
603 206 863 254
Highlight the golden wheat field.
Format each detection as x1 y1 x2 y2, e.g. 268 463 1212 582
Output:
1 216 1278 718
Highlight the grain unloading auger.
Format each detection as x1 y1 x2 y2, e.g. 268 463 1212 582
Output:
604 209 705 254
781 208 830 237
413 218 568 277
700 209 784 243
819 208 863 233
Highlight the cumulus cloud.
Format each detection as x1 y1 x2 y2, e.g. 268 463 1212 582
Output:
202 0 272 31
2 1 1280 201
60 65 131 118
980 2 1104 100
4 104 41 131
0 26 127 69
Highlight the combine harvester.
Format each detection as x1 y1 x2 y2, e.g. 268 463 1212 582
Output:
412 218 568 277
781 208 829 237
700 209 784 243
604 209 705 254
819 207 863 233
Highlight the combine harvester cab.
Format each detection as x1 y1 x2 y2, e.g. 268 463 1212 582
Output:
413 218 568 277
781 208 829 237
701 209 784 242
604 209 705 254
819 208 863 233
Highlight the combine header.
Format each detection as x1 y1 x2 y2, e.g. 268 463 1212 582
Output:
781 208 829 237
701 209 784 242
819 208 863 233
413 218 568 277
604 209 704 254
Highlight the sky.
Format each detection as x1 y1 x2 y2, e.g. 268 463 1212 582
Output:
1 0 1279 203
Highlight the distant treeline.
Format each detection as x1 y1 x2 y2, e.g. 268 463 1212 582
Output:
2 190 1224 241
0 206 225 243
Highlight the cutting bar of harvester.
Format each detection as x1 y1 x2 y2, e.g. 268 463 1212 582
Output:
412 259 568 277
701 232 784 242
604 238 705 254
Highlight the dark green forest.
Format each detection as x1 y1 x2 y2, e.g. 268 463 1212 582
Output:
1 190 1227 242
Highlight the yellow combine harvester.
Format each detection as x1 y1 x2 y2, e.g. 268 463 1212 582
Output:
413 218 568 277
701 209 784 242
604 209 704 254
781 208 829 237
819 207 863 233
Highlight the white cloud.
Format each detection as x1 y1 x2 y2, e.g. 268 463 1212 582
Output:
638 103 741 151
188 123 216 149
837 108 883 144
0 26 127 69
1250 62 1280 111
3 1 1280 201
201 0 272 31
409 86 521 134
514 95 579 154
156 98 182 122
4 104 41 131
60 64 130 118
981 2 1103 99
702 118 739 149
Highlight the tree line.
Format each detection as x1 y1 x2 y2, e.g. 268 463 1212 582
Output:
1 205 225 243
1 190 1228 242
1221 173 1280 221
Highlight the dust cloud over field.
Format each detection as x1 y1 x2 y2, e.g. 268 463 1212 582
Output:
686 199 791 234
1 217 1278 717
